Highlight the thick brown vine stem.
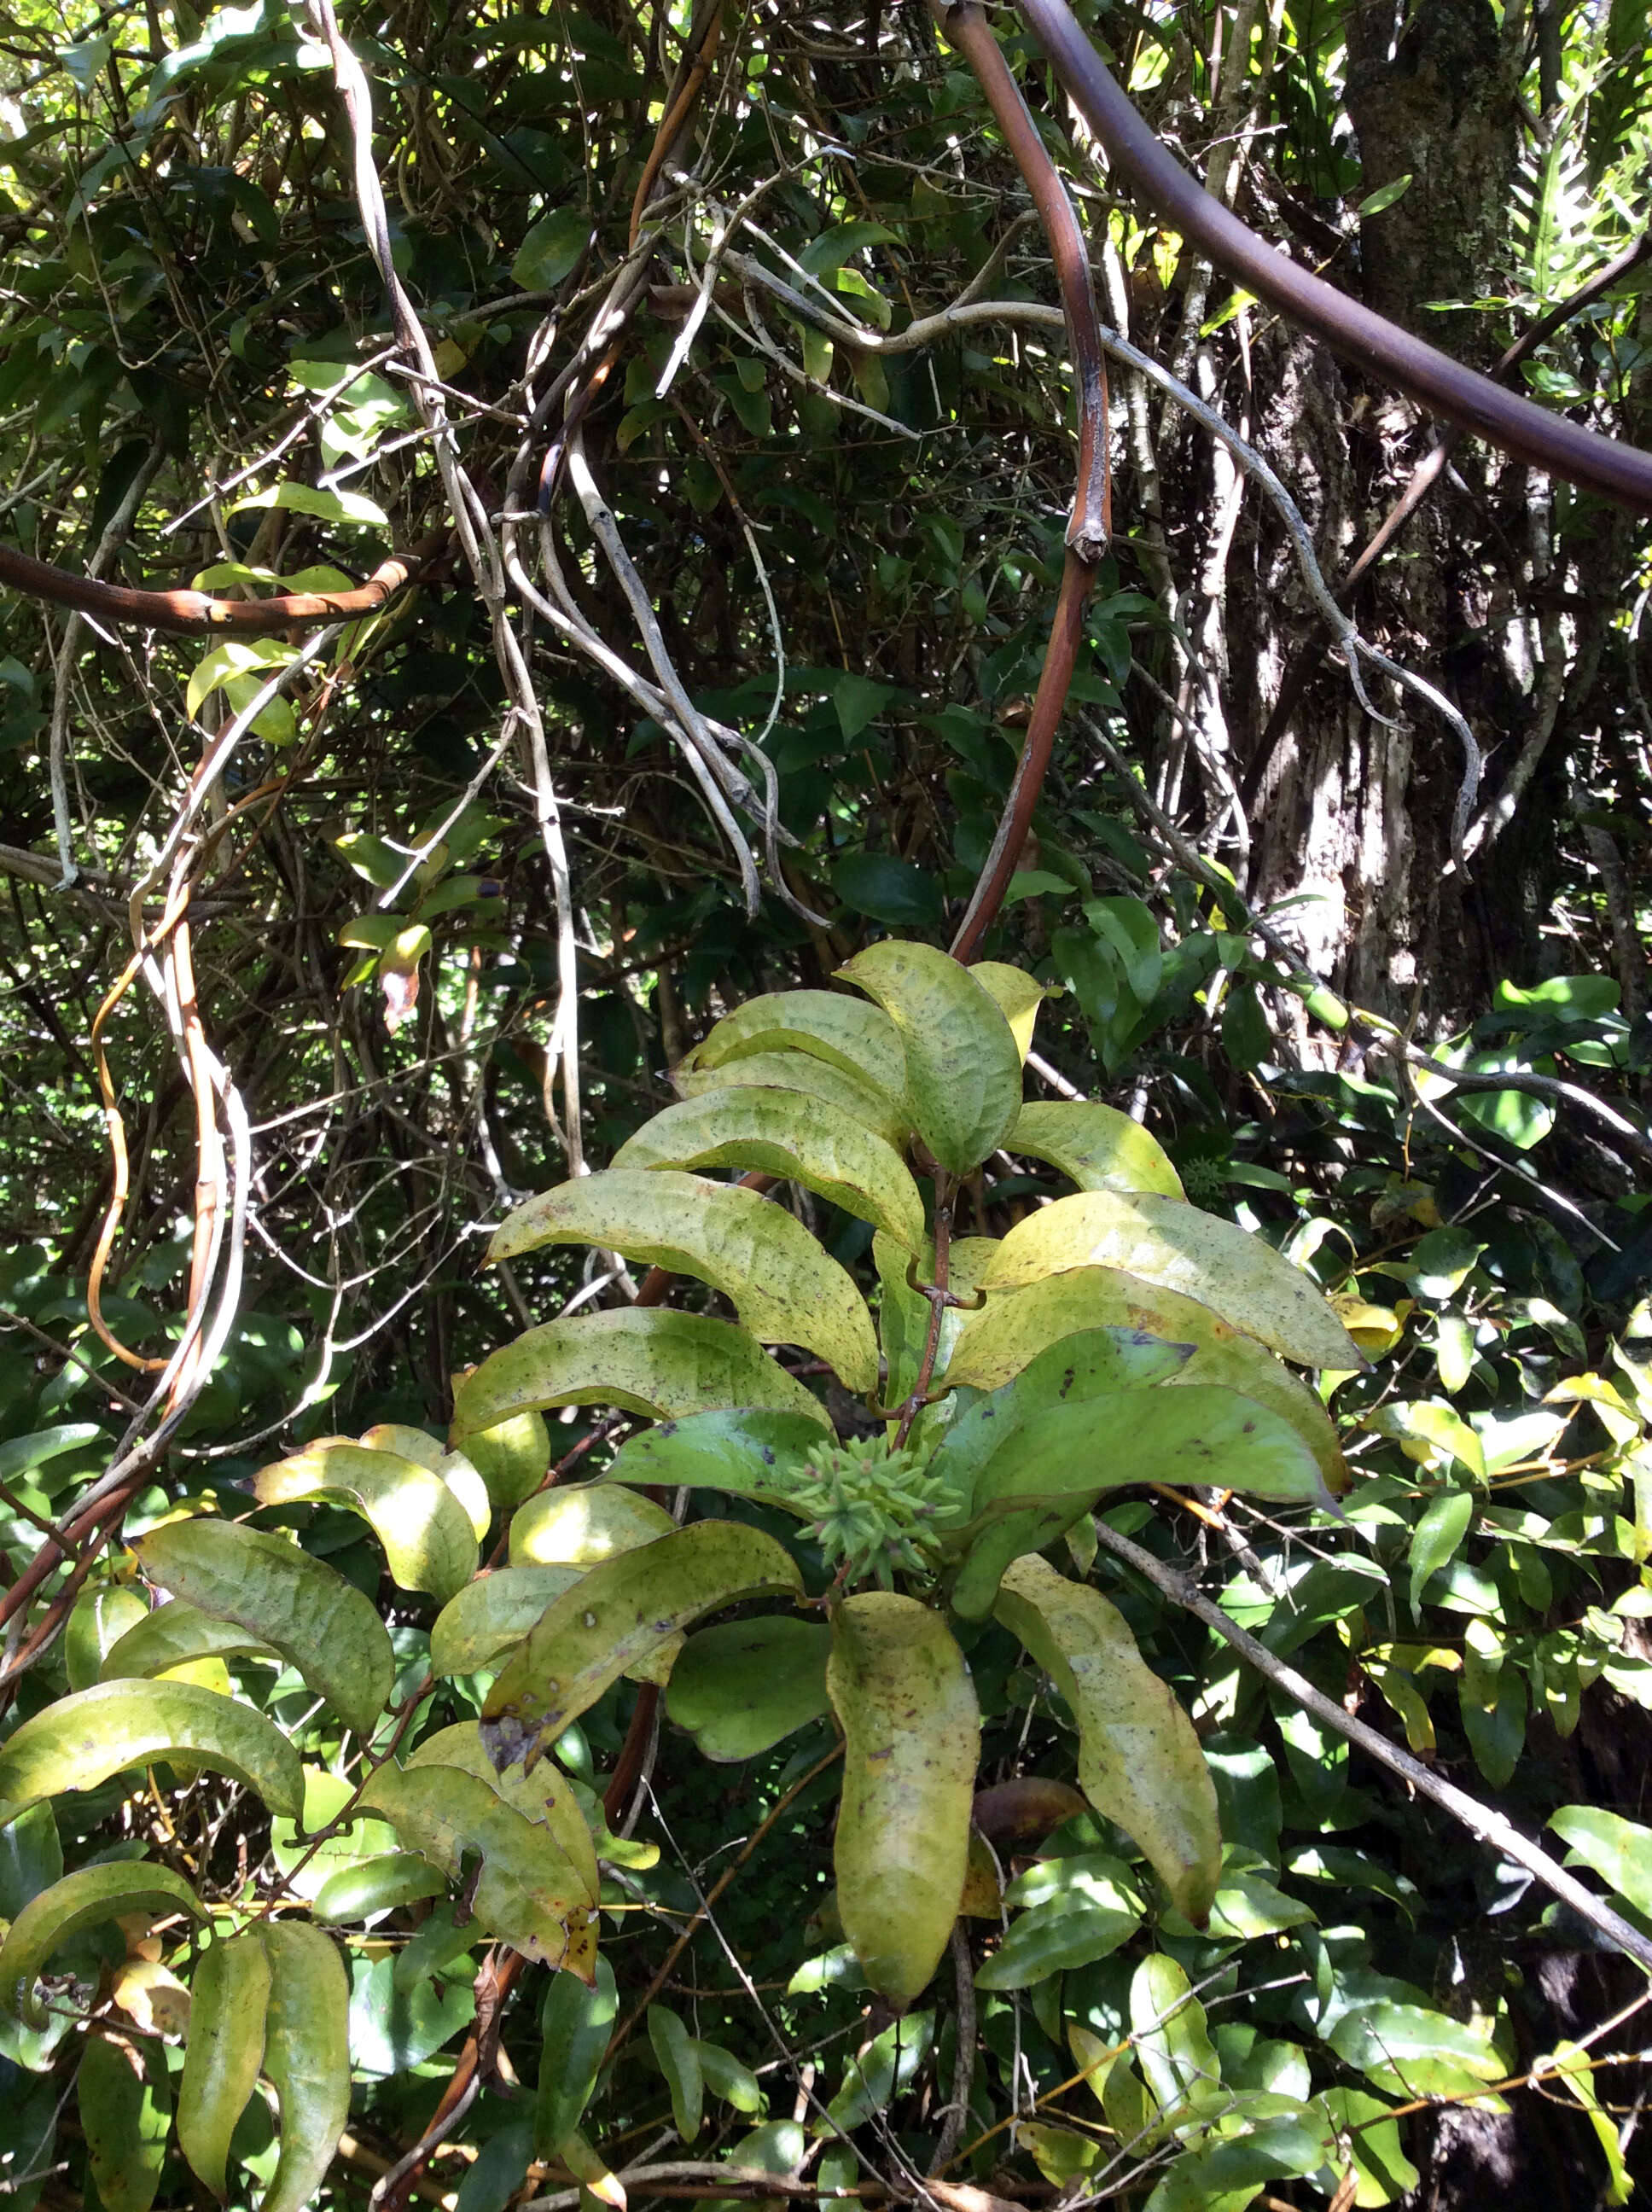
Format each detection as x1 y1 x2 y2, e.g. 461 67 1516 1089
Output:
937 1 1111 963
1015 0 1652 512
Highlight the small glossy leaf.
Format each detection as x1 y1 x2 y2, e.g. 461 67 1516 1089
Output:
360 1765 596 1976
1009 1101 1185 1200
1131 1952 1222 2120
430 1567 582 1678
311 1853 448 1924
79 2034 171 2212
982 1192 1363 1370
836 941 1021 1173
259 1922 351 2212
695 2040 765 2116
481 1523 804 1768
823 2009 934 2131
178 1931 270 2198
488 1172 877 1391
253 1439 480 1603
673 1047 909 1150
136 1517 394 1738
649 2005 703 2142
602 1409 823 1506
0 1679 304 1828
458 1408 550 1511
1325 2000 1502 2098
974 1896 1139 1989
0 1862 202 2027
1408 1490 1475 1616
614 1088 925 1250
666 1618 832 1761
451 1309 830 1440
408 1720 599 1907
1548 1806 1652 1918
678 989 907 1103
510 1484 675 1566
969 963 1055 1061
995 1557 1221 1924
537 1954 618 2157
827 1592 980 2004
102 1604 277 1682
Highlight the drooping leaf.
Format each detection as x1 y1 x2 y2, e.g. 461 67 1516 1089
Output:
177 1931 270 2198
481 1523 804 1770
602 1409 823 1507
836 941 1022 1174
614 1088 926 1251
258 1922 352 2212
0 1679 304 1830
311 1853 448 1925
102 1604 278 1683
79 2033 171 2212
1408 1490 1475 1617
666 1617 832 1761
649 2005 704 2142
407 1720 599 1906
458 1408 550 1511
672 1047 909 1150
969 963 1056 1061
359 1765 596 1976
537 1954 619 2158
253 1439 480 1603
942 1267 1348 1489
487 1172 878 1391
354 1432 491 1540
827 1592 979 2004
994 1556 1221 1924
136 1517 394 1739
981 1193 1363 1370
451 1309 831 1440
0 1864 204 2028
676 989 907 1103
1009 1101 1185 1200
510 1484 675 1566
429 1567 583 1678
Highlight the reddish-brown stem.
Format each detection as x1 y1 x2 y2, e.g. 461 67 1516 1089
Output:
893 1175 954 1447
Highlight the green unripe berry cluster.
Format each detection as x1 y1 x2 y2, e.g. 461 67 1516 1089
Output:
789 1435 952 1591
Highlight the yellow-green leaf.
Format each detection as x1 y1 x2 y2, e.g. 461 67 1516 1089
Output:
258 1922 351 2212
359 1764 596 1976
102 1604 277 1682
65 1587 147 1691
430 1566 582 1678
481 1523 804 1770
678 989 907 1102
982 1192 1362 1370
135 1517 394 1739
994 1557 1220 1924
253 1438 480 1603
178 1931 270 2199
1009 1101 1184 1200
408 1720 599 1906
969 963 1055 1062
875 1230 998 1408
0 1679 304 1829
510 1485 675 1566
673 1048 909 1150
310 1853 446 1925
827 1592 979 2004
457 1407 550 1511
0 1863 204 2029
614 1088 925 1251
451 1307 831 1440
837 941 1021 1174
666 1618 832 1762
79 2034 171 2212
488 1171 877 1391
360 1424 493 1538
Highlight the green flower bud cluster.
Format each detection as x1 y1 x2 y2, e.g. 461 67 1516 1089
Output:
789 1436 951 1591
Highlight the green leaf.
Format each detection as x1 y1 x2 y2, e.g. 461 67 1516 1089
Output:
102 1604 277 1683
451 1309 831 1438
974 1896 1139 1989
1539 2041 1633 2204
672 1047 910 1150
481 1522 805 1768
614 1086 926 1250
666 1617 832 1761
1408 1490 1475 1617
79 2034 171 2212
943 1268 1348 1491
1086 898 1162 1004
827 1592 979 2004
831 853 942 927
969 963 1056 1061
407 1720 599 1906
982 1192 1363 1370
1131 1953 1222 2120
0 1863 204 2028
430 1566 582 1677
649 2005 704 2143
359 1766 596 1976
695 2040 765 2116
678 989 907 1103
509 1483 675 1566
253 1438 480 1603
258 1922 352 2212
1318 2088 1419 2208
602 1409 825 1507
1548 1806 1652 1918
823 2008 934 2133
1009 1101 1185 1200
311 1853 448 1924
230 480 388 528
178 1931 270 2199
1369 1399 1486 1482
488 1171 878 1391
537 1954 619 2157
136 1516 394 1739
512 207 590 290
66 1588 149 1691
459 1409 550 1511
836 940 1022 1176
995 1556 1221 1924
0 1679 304 1830
1357 172 1414 215
1325 2000 1502 2098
